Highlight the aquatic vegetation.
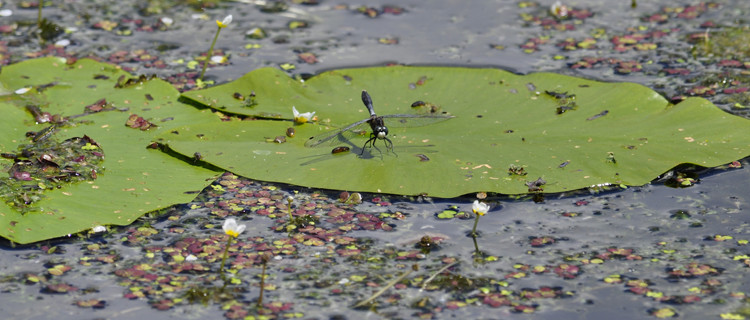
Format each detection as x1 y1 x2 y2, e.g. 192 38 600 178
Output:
3 55 750 245
470 200 489 237
199 15 232 82
2 1 750 319
292 106 316 124
0 133 104 213
219 218 246 289
37 18 63 42
0 58 219 244
174 66 750 197
690 26 750 61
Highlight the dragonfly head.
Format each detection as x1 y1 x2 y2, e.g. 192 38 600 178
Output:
375 126 388 139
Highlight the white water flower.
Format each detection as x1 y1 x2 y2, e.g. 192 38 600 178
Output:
160 17 174 26
292 106 316 124
223 218 246 238
472 200 490 216
0 9 13 17
54 39 70 47
15 87 31 95
92 225 106 233
210 55 227 63
217 14 232 28
185 254 198 261
550 1 569 18
191 13 208 20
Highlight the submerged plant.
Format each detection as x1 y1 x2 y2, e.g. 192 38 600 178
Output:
470 200 489 237
286 196 294 221
284 196 319 232
354 264 418 308
219 217 245 289
199 14 232 82
35 0 64 44
257 253 271 308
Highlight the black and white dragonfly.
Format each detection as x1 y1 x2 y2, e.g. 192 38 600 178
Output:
304 90 454 155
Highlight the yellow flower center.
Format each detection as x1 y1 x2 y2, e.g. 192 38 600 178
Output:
226 230 239 238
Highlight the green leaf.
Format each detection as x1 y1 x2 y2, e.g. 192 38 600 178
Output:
170 66 750 197
0 57 220 244
437 210 457 219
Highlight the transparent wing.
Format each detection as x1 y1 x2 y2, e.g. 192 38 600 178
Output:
304 119 371 147
380 114 454 128
303 113 455 148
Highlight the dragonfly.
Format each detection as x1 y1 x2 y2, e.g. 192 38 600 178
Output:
304 90 454 155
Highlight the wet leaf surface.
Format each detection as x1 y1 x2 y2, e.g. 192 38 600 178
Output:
173 66 750 197
0 58 220 243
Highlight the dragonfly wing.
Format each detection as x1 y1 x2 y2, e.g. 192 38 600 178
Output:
304 114 453 147
304 119 370 147
380 114 454 128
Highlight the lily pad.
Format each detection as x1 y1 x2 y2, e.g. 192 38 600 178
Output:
171 66 750 197
0 57 220 244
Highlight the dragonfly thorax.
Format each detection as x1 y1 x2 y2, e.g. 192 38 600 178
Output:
368 115 389 140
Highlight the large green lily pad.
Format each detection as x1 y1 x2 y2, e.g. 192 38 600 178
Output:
0 57 220 244
169 66 750 197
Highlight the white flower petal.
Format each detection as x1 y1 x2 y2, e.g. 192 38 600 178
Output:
15 87 31 94
236 224 246 234
222 217 246 237
54 39 70 47
550 1 568 18
223 218 238 233
160 17 174 26
92 225 106 233
221 15 233 26
472 200 489 215
292 106 315 123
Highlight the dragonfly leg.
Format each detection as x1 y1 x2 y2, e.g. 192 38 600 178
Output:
360 133 396 156
383 137 395 156
360 134 377 155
